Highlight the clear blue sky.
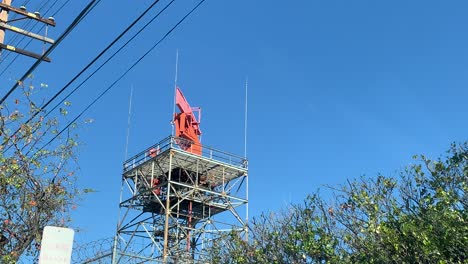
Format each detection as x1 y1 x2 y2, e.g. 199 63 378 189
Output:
1 0 467 247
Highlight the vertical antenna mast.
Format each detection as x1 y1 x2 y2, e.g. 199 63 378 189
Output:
172 49 179 136
124 85 134 160
244 77 248 157
244 77 249 241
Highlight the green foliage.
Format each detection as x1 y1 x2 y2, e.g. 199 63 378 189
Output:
210 143 468 263
0 80 80 261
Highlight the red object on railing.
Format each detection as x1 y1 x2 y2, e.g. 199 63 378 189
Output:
148 146 160 158
174 87 202 155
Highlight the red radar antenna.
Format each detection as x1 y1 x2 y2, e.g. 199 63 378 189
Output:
173 87 202 155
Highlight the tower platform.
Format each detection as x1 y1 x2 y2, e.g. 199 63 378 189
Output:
113 136 248 263
123 136 246 188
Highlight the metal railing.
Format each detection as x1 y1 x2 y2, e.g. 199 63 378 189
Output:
123 136 248 172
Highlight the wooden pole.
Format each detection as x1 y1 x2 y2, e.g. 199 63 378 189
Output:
0 0 12 45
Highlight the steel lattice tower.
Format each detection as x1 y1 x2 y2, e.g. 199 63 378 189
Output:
111 136 248 263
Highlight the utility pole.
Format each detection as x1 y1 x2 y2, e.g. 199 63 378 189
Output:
0 0 11 44
0 0 56 62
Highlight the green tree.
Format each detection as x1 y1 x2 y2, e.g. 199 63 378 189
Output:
210 142 468 263
0 80 80 262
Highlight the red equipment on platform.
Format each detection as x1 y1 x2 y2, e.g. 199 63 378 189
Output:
173 87 202 155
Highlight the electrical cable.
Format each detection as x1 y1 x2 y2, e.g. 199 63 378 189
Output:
1 6 36 61
42 0 176 119
7 0 32 21
0 0 52 64
0 0 38 64
2 0 170 150
2 0 157 96
1 0 94 82
0 0 72 77
38 0 168 119
0 0 83 69
0 0 101 105
13 0 58 43
1 0 53 59
35 0 207 154
52 0 72 17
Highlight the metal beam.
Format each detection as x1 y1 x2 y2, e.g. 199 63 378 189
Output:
0 43 50 62
0 22 54 43
0 2 55 26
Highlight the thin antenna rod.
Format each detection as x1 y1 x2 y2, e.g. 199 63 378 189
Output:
244 77 249 241
172 49 179 136
244 77 248 158
125 85 134 160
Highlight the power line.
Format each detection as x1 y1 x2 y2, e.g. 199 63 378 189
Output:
0 0 101 97
0 0 61 62
0 0 58 67
3 0 171 151
7 0 33 21
0 0 101 105
36 0 207 153
42 0 175 119
39 0 169 118
52 0 72 17
1 0 87 69
0 0 72 77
